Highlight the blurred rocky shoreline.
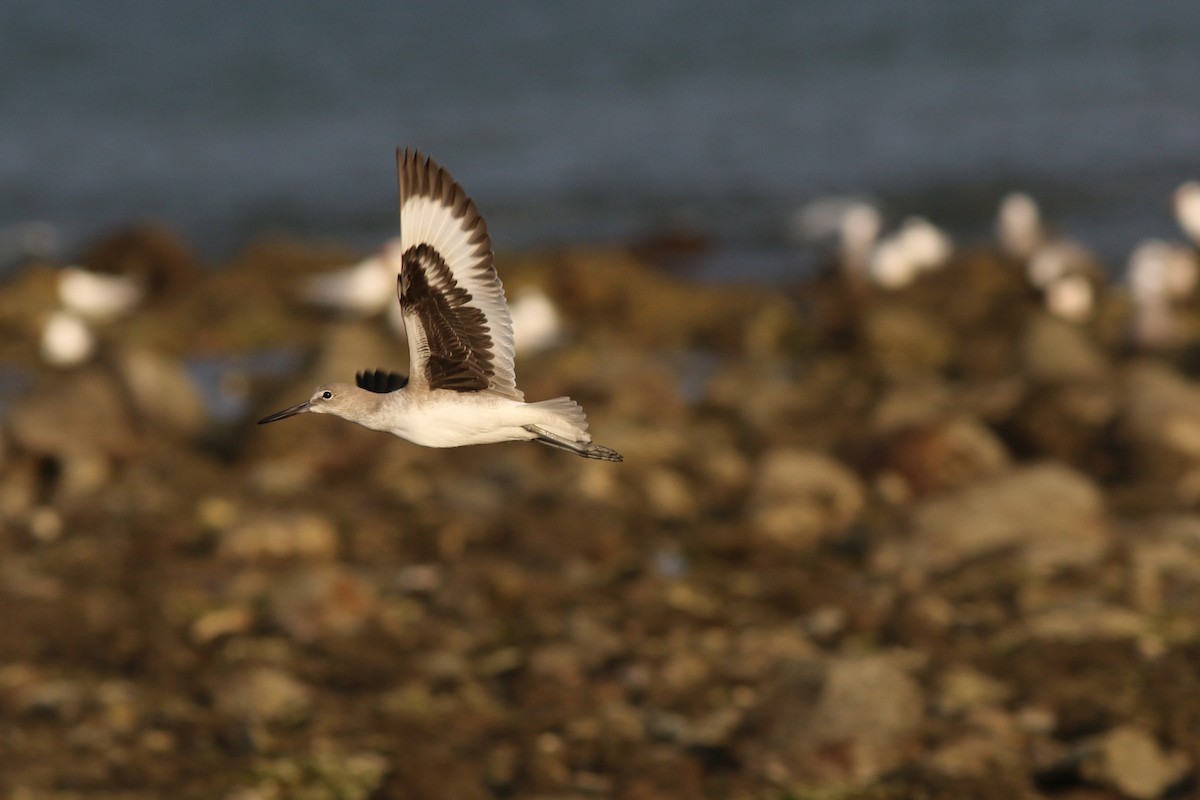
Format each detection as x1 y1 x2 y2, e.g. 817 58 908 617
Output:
2 224 1200 799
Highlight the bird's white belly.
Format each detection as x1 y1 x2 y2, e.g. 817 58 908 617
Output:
379 394 538 448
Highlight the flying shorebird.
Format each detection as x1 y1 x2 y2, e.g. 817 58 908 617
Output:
258 148 623 462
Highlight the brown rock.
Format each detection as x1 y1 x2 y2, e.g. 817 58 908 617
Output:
1121 360 1200 498
1021 313 1109 383
214 666 312 727
1078 725 1188 799
749 448 864 549
6 370 138 503
269 565 378 642
875 416 1011 497
861 304 954 378
7 370 138 459
81 224 197 294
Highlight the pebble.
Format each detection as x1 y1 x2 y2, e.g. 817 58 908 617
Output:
748 448 865 549
190 605 254 645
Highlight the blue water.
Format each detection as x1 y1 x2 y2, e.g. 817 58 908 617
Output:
3 1 1200 280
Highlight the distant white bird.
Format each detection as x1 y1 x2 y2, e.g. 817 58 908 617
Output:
40 310 95 367
1126 239 1199 348
301 241 565 355
838 203 884 279
299 239 409 335
1026 240 1094 290
57 266 145 323
996 191 1044 262
1027 240 1102 322
1173 180 1200 246
508 287 563 356
788 196 879 244
259 149 622 461
1043 273 1095 323
867 216 953 289
787 197 883 280
300 240 404 317
896 217 953 272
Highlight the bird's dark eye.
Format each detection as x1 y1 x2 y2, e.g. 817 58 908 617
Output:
322 391 332 400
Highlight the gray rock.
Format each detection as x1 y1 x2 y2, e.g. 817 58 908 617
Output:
115 348 207 436
6 370 136 502
748 652 925 784
895 463 1109 576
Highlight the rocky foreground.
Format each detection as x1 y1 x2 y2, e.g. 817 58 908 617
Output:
1 228 1200 799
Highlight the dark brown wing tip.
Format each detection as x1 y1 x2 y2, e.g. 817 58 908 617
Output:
398 146 436 201
398 147 469 209
395 148 492 257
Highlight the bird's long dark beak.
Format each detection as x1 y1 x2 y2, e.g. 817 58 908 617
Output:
257 400 311 424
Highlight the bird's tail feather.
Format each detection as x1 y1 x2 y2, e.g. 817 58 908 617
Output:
524 397 623 462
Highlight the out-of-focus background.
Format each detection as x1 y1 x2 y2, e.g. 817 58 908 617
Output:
4 1 1200 274
4 3 1200 800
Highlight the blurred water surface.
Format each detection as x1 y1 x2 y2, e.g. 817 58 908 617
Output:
3 0 1199 278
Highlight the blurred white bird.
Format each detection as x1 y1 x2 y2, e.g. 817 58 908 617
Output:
508 287 563 356
300 240 403 316
787 197 882 280
996 190 1106 323
995 191 1045 262
57 266 145 323
1173 180 1200 247
1043 273 1095 323
867 216 953 289
838 202 884 279
300 239 407 333
1126 239 1199 348
788 196 879 244
1026 239 1102 322
40 310 95 367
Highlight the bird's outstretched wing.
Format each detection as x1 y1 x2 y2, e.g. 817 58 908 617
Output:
395 148 521 400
